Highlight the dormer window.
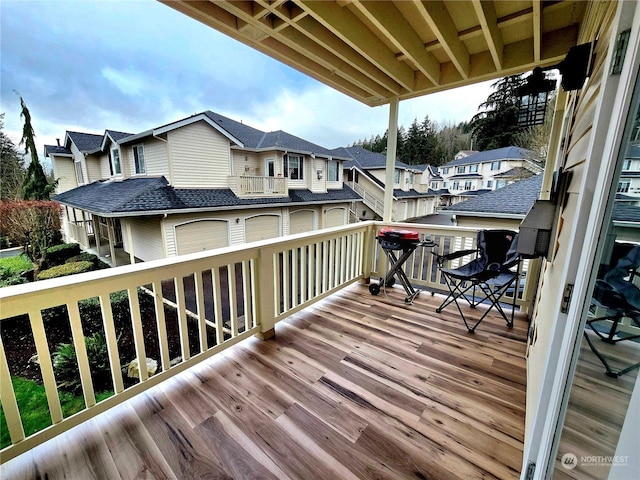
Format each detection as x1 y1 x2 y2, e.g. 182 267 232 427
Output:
75 161 84 184
133 145 146 174
111 148 122 175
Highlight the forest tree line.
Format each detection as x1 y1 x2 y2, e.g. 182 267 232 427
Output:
351 73 553 167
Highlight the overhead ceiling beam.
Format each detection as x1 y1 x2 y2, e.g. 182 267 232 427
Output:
299 1 416 92
216 0 395 99
160 0 375 103
533 0 542 62
472 0 503 70
414 0 470 79
349 0 440 86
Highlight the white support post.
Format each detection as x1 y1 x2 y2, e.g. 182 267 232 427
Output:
384 97 399 222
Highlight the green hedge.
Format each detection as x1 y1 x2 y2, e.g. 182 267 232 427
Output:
46 243 81 267
37 261 94 280
66 253 109 269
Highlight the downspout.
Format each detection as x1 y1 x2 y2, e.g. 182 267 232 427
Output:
384 97 399 222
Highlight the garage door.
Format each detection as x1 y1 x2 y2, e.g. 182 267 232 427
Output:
245 215 280 242
175 220 229 255
324 208 346 228
290 210 314 234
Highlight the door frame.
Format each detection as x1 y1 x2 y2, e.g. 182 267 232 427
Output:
522 4 640 478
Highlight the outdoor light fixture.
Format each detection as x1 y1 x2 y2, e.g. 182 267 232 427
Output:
518 42 596 127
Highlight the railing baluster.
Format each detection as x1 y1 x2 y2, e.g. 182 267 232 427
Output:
127 288 149 381
300 246 307 304
315 242 321 297
242 260 252 331
0 334 26 444
212 268 224 345
228 264 238 337
283 249 290 312
174 278 190 363
152 281 171 373
291 247 298 308
67 302 96 406
195 271 208 352
99 295 124 394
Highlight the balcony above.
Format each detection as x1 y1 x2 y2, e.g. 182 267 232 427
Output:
229 175 288 198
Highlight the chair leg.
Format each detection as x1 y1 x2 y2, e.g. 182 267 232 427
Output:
583 330 640 378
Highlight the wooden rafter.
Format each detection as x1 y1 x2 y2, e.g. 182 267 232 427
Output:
533 0 542 62
472 0 503 71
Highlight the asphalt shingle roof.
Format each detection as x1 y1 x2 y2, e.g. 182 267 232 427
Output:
443 174 543 216
331 146 412 170
493 167 534 178
53 177 361 215
612 203 640 223
203 111 340 156
44 145 72 156
442 146 535 167
66 131 104 153
106 130 134 142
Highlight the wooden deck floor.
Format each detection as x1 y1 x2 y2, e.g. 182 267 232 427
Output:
1 283 529 480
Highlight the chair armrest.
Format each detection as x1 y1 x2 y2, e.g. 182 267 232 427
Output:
432 248 478 268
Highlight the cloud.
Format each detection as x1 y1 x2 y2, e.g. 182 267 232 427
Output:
0 0 495 160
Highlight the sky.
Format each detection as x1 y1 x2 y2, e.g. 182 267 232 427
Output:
1 0 495 162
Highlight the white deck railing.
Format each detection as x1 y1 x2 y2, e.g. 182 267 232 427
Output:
0 221 537 462
228 175 288 196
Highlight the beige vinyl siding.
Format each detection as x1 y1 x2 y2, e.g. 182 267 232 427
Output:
143 138 169 176
53 158 78 193
175 220 229 255
98 152 111 179
169 121 231 188
232 151 261 176
122 217 164 261
324 207 346 228
245 215 280 242
310 158 326 193
85 156 102 183
289 209 315 234
524 2 616 433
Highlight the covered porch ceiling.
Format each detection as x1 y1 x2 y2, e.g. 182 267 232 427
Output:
162 0 588 107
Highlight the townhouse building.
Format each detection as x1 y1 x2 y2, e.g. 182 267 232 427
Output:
46 111 361 264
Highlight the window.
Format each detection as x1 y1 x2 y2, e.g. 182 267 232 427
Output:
430 181 439 189
486 180 493 189
617 180 631 193
394 170 400 184
111 148 121 175
74 161 84 184
464 181 472 190
443 181 448 188
408 172 414 184
623 159 632 170
133 145 145 174
496 180 507 188
442 167 450 174
327 160 338 182
491 161 501 171
284 155 303 180
452 181 460 190
469 164 478 173
456 166 466 173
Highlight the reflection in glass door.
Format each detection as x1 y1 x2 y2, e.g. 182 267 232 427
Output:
553 80 640 479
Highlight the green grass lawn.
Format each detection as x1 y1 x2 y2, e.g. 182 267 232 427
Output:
0 255 32 276
0 376 112 449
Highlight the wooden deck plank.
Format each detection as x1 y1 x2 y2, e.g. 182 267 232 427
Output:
1 284 529 480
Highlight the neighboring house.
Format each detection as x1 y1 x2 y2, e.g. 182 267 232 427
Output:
438 146 544 205
442 174 544 230
334 145 438 221
46 111 361 263
617 141 640 197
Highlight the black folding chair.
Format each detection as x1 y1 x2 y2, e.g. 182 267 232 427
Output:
584 243 640 377
435 230 521 333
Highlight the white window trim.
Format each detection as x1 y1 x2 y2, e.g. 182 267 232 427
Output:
111 148 122 176
133 144 146 175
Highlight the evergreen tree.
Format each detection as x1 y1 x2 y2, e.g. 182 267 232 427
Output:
0 114 26 199
469 74 531 151
18 96 56 200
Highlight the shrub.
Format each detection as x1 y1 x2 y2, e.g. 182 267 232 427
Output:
46 243 81 267
66 253 109 269
0 255 33 287
37 261 93 280
53 333 112 394
0 200 62 271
